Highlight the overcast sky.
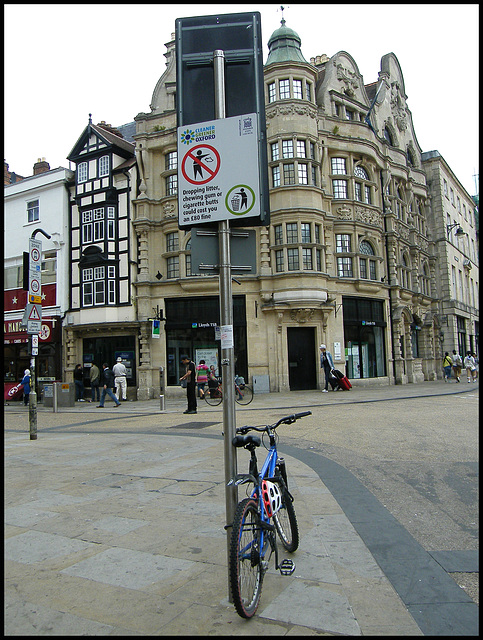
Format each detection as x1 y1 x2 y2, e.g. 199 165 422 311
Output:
4 3 479 195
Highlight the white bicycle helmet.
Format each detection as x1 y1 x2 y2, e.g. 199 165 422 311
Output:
261 480 282 517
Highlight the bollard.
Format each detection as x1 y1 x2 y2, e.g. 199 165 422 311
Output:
159 366 165 411
53 382 58 413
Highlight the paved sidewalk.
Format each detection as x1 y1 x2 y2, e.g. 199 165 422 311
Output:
4 380 478 635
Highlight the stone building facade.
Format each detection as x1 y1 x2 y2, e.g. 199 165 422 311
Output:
129 20 459 399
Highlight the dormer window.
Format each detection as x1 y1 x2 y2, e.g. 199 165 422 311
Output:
99 155 109 177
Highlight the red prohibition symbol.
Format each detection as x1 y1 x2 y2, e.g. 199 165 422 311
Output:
181 144 221 185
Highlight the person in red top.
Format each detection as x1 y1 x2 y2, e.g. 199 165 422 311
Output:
196 359 209 398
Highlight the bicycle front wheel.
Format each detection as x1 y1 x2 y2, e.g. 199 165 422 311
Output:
229 498 264 618
273 489 299 552
235 384 253 405
204 387 222 406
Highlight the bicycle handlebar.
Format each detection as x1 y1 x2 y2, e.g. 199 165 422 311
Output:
236 411 312 435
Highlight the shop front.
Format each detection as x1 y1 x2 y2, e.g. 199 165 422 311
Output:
4 316 62 400
164 295 247 387
342 297 387 379
82 335 137 397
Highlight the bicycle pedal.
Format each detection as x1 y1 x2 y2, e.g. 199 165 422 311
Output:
279 559 295 575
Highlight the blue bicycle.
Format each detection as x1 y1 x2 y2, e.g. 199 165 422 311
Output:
228 411 312 618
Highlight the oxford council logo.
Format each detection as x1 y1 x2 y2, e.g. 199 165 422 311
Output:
181 129 195 145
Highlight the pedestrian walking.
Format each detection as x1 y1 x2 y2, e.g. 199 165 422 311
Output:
74 363 85 401
451 349 462 382
442 352 453 382
319 344 337 392
90 363 101 403
21 369 31 406
180 355 197 414
96 363 121 407
113 356 128 401
196 359 209 398
463 351 477 383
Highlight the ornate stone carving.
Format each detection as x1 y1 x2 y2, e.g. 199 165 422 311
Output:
390 82 408 132
163 202 176 218
355 206 383 228
336 63 359 97
290 308 314 323
336 205 352 220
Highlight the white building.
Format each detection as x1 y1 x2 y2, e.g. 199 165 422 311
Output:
4 161 73 389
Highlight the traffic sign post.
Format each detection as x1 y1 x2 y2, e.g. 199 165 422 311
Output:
176 13 269 600
176 11 269 228
24 228 50 440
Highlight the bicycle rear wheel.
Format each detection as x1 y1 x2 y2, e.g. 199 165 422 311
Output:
229 498 264 618
235 384 253 405
204 387 222 406
273 488 299 552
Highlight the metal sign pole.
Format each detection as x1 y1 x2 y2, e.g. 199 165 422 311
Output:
214 49 237 600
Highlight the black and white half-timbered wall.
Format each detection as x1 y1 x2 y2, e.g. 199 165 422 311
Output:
65 118 139 399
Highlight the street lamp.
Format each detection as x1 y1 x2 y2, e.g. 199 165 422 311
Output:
446 223 466 238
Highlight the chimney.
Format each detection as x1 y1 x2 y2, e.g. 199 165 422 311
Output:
33 157 50 175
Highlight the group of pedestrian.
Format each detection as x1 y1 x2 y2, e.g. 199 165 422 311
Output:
180 357 219 414
443 349 478 383
72 358 129 407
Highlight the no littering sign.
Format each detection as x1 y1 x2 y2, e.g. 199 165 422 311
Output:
178 113 260 227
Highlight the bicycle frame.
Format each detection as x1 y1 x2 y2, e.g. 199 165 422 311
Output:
244 435 282 567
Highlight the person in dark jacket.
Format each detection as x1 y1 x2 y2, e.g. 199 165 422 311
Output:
73 363 85 401
96 363 121 407
21 369 31 406
319 344 337 392
180 355 197 414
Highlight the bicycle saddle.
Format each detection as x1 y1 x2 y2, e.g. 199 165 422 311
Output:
232 434 261 449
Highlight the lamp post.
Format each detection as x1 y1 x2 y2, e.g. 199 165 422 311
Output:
446 223 466 238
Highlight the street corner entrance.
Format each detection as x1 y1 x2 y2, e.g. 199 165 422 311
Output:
226 184 256 217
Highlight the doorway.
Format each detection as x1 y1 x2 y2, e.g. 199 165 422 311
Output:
287 327 317 390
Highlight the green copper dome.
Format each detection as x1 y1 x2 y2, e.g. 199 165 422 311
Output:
266 18 307 65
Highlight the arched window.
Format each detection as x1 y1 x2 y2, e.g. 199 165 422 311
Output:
354 165 371 204
359 240 377 280
400 253 411 289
